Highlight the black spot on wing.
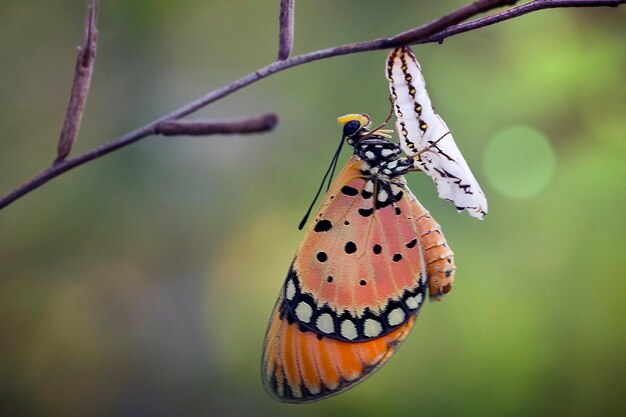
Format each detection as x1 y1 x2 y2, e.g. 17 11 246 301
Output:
341 186 359 196
359 208 373 217
344 241 357 254
314 219 333 232
406 239 418 248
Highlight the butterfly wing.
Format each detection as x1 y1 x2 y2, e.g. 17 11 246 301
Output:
386 46 488 219
262 294 416 402
262 155 455 402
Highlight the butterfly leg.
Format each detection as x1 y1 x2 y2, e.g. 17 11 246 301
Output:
414 131 452 156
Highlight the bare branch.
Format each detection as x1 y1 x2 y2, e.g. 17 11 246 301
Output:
55 0 98 163
0 0 623 211
417 0 626 44
155 114 279 136
277 0 296 60
393 0 518 45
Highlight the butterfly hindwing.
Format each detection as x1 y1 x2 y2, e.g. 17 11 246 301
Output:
263 293 416 402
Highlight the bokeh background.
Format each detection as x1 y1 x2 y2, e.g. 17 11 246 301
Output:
1 1 625 416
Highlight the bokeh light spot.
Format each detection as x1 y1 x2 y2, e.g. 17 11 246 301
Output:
483 126 556 199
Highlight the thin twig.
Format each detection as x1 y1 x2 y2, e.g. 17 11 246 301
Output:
277 0 295 60
55 0 98 164
155 114 279 136
0 0 623 211
417 0 626 44
393 0 518 45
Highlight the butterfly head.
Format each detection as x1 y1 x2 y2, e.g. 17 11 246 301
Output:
337 113 371 141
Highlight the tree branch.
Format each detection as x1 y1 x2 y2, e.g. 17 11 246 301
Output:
155 114 279 136
416 0 626 44
0 0 623 211
55 0 98 163
277 0 295 60
393 0 518 45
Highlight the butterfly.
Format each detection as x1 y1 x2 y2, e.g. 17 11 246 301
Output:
262 113 456 403
387 46 488 219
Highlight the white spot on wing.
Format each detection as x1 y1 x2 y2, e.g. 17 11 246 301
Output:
378 189 388 202
363 319 383 337
295 301 313 323
405 293 423 310
340 320 358 340
381 148 393 157
285 279 296 301
387 308 406 326
316 313 334 334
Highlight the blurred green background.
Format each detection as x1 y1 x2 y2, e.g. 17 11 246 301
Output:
1 1 625 416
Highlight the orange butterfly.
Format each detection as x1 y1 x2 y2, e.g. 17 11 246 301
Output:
262 114 455 403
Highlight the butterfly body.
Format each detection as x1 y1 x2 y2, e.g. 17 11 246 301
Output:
262 116 455 402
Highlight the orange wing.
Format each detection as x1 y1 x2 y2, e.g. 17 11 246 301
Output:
286 156 427 341
262 155 455 402
262 294 416 403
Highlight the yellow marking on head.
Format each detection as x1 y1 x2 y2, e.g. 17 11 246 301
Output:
337 113 371 127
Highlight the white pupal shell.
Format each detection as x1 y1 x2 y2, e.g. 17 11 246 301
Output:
386 46 488 219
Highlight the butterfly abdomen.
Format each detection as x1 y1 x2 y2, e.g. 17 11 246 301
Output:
407 190 456 300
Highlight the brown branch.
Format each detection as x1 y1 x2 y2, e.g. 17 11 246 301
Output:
155 114 279 136
393 0 517 45
55 0 98 164
277 0 295 60
0 0 623 211
417 0 626 44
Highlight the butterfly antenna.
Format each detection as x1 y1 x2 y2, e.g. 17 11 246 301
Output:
298 134 347 230
326 134 346 191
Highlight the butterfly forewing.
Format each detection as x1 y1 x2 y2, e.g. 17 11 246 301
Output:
283 156 428 342
387 46 488 219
